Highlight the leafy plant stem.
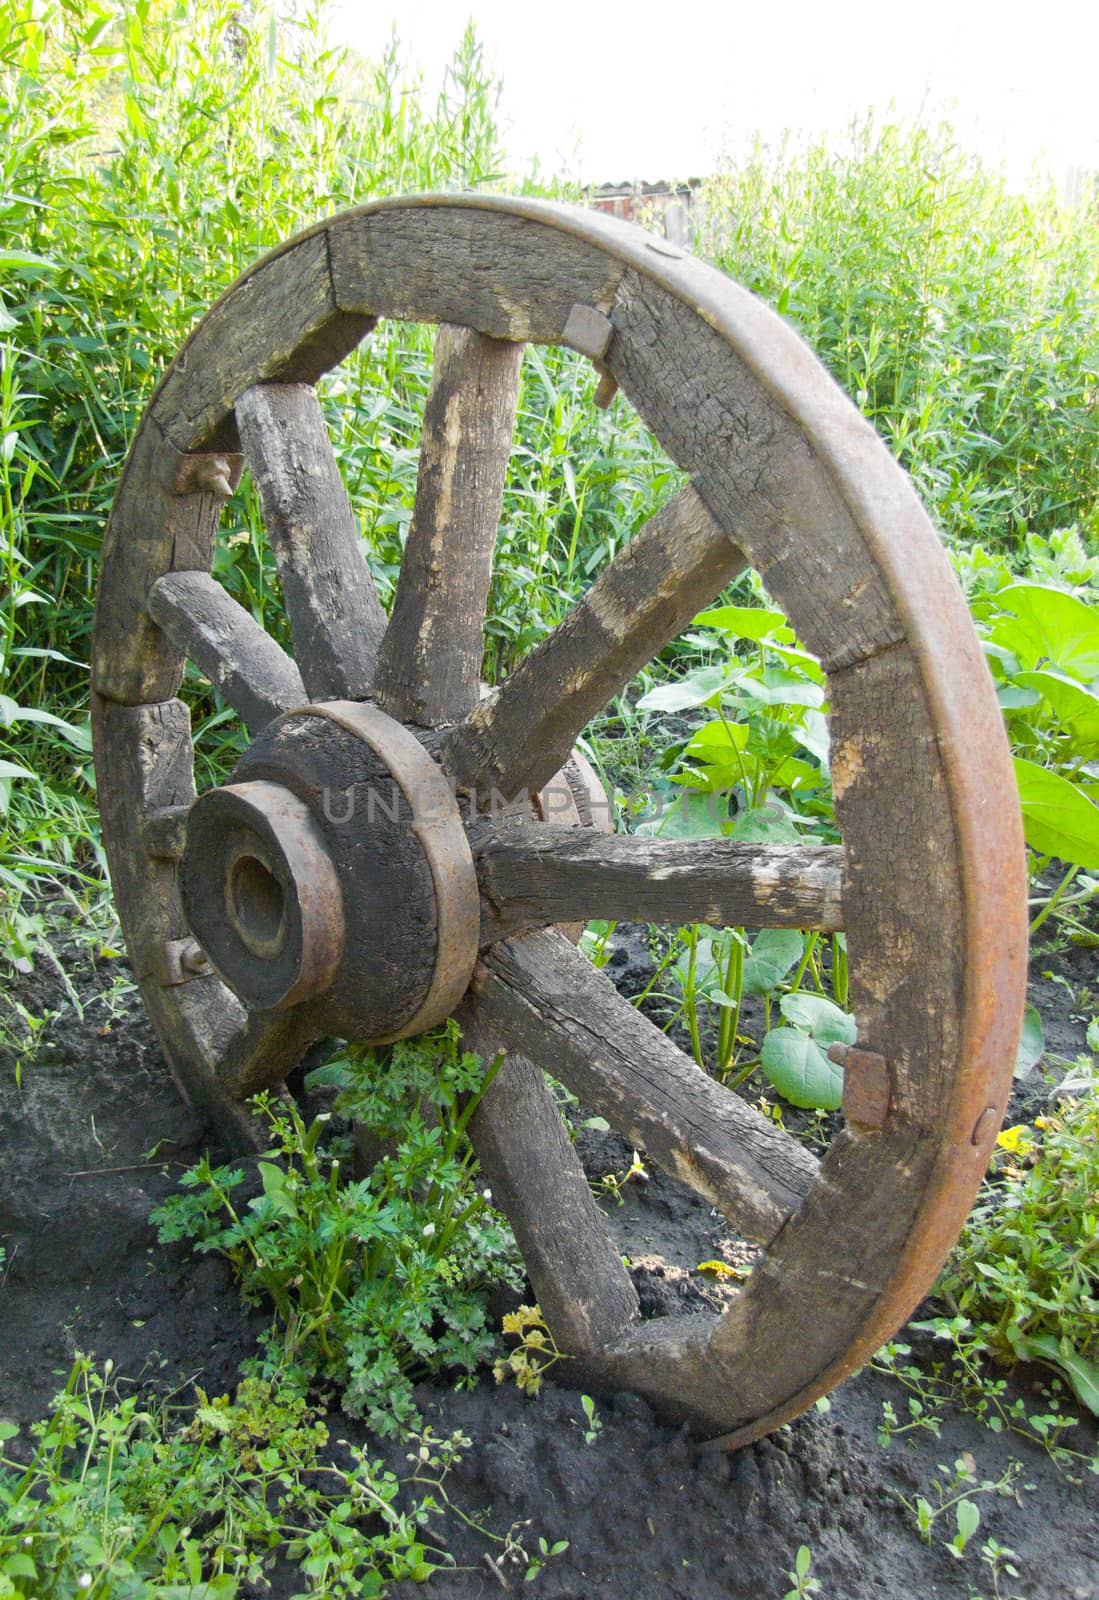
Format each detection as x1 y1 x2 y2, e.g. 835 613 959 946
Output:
1029 863 1080 935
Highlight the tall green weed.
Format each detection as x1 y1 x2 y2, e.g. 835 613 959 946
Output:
699 118 1099 553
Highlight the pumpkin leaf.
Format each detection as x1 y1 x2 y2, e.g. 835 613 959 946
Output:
1013 757 1099 869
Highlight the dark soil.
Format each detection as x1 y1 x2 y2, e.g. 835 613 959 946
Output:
1 924 1097 1600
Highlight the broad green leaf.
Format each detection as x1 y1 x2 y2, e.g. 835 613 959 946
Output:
760 1027 844 1109
797 709 831 768
1014 1003 1044 1078
997 684 1040 711
304 1060 348 1090
779 992 857 1044
954 1499 980 1547
727 666 826 709
635 790 727 838
981 638 1020 678
685 718 749 754
769 643 827 686
256 1161 296 1217
636 664 730 713
679 724 753 790
0 760 32 781
742 929 803 996
995 584 1099 680
1015 669 1099 751
1009 1332 1099 1416
672 757 763 794
768 755 826 792
726 805 801 844
1013 757 1099 869
692 604 794 643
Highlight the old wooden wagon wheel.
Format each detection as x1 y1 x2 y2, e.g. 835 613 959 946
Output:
91 195 1027 1448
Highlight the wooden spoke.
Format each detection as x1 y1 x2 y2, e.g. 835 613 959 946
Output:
217 1004 320 1099
374 325 523 726
441 482 747 804
235 383 386 699
475 827 844 941
459 1003 640 1359
147 571 305 735
471 929 819 1243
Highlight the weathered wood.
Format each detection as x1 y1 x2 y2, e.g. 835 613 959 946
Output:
147 571 306 733
375 326 523 726
442 482 747 803
594 1125 941 1437
472 930 819 1243
219 1004 321 1099
329 205 625 343
475 828 844 939
140 804 191 861
235 383 386 699
152 228 375 453
605 271 905 675
231 709 438 1042
615 644 976 1442
830 646 964 1124
93 422 243 704
459 1005 640 1361
90 694 263 1147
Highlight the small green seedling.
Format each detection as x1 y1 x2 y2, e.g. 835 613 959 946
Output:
525 1535 570 1582
783 1543 822 1599
579 1394 603 1444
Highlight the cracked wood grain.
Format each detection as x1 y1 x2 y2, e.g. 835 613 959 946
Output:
236 383 386 699
147 571 306 734
471 929 819 1243
375 325 523 726
474 828 844 939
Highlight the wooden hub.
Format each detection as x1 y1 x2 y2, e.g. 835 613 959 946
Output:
180 700 480 1039
91 194 1027 1447
181 777 345 1010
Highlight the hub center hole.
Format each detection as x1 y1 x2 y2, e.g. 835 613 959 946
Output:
227 852 285 957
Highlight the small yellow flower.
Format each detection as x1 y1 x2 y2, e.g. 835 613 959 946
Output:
696 1259 747 1280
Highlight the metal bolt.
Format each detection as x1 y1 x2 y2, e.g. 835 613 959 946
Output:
970 1105 1000 1148
179 939 210 975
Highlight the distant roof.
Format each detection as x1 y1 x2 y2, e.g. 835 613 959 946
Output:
591 178 704 196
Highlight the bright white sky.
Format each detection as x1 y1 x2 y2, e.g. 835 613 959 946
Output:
330 0 1098 189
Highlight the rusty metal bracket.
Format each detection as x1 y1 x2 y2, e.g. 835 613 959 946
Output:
153 937 212 987
593 366 619 410
830 1042 891 1129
